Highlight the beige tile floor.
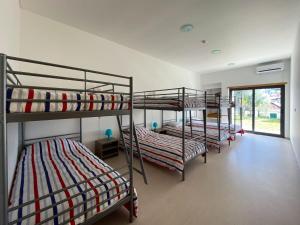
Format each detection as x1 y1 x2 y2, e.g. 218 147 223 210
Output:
96 134 300 225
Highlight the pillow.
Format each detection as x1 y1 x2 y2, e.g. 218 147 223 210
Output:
164 121 181 128
135 127 151 138
122 127 150 138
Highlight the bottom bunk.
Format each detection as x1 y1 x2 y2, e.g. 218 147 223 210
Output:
8 138 137 225
123 127 207 173
188 120 244 136
162 123 231 149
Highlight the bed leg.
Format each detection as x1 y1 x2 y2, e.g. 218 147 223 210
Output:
203 152 207 163
218 145 221 154
182 169 185 181
129 186 134 221
129 200 133 223
228 140 231 146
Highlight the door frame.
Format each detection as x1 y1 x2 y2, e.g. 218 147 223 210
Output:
229 84 285 138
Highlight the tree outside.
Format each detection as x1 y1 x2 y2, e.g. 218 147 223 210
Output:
232 88 281 134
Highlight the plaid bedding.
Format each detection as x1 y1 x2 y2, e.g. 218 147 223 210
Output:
6 88 130 113
123 128 206 173
8 138 137 225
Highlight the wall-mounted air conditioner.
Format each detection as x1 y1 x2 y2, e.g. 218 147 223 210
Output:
256 62 284 74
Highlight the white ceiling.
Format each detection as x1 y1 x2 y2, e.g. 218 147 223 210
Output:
21 0 300 74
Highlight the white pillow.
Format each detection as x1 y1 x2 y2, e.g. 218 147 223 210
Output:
165 121 181 127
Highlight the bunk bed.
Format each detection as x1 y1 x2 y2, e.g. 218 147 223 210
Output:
133 87 208 181
0 54 137 225
230 95 245 138
161 93 243 153
189 93 236 153
162 120 231 148
188 94 244 137
122 127 206 174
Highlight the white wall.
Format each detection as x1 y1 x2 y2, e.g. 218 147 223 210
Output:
291 23 300 165
200 59 291 137
0 0 20 56
19 10 200 149
0 0 20 190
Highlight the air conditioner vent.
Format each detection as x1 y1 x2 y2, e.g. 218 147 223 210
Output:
256 62 284 74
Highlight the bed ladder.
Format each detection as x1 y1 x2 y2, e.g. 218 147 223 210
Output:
116 116 148 184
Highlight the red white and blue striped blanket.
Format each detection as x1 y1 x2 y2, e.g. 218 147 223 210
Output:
123 127 206 173
8 138 137 225
6 88 130 113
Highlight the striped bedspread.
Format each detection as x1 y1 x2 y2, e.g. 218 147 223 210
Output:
8 138 137 225
206 96 233 108
123 127 206 173
133 96 205 109
6 88 130 113
163 125 230 144
187 121 229 130
187 120 244 134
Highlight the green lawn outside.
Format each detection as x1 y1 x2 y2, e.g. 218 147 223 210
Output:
242 117 280 134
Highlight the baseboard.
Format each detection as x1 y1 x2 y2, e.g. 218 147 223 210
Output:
290 140 300 169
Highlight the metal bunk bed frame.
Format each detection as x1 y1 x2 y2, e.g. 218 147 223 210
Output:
231 95 244 139
0 54 135 225
134 87 208 181
191 94 243 152
202 94 233 153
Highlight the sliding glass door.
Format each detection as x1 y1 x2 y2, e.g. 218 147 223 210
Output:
231 89 253 131
230 85 285 137
254 88 282 135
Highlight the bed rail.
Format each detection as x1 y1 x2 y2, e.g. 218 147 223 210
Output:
134 87 207 111
206 93 233 108
3 54 132 122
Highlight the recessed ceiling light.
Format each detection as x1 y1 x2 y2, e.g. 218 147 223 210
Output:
228 63 235 66
180 24 194 32
211 49 222 54
201 40 207 44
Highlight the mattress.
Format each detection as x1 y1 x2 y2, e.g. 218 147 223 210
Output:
6 87 130 113
123 127 206 173
133 96 205 109
8 138 137 225
187 120 229 130
163 125 230 145
188 120 244 134
206 96 233 108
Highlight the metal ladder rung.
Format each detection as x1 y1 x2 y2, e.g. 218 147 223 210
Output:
116 115 148 185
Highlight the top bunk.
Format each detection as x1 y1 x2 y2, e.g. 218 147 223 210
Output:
133 87 206 111
1 54 133 123
206 93 235 109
